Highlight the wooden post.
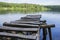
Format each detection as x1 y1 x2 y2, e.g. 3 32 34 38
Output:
48 28 52 40
43 28 47 40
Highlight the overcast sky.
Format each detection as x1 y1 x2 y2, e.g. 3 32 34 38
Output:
0 0 60 5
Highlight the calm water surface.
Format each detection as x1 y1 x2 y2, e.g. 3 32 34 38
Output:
0 11 60 40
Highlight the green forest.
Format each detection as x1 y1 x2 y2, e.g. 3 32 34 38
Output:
0 2 60 12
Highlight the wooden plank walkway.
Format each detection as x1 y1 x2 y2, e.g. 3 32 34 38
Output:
0 15 55 40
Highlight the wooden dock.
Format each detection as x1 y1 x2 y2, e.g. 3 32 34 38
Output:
0 15 55 40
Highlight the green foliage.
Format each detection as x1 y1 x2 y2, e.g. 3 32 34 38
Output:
0 2 50 12
45 5 60 11
0 2 60 12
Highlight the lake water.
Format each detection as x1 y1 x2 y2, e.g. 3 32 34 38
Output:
0 11 60 40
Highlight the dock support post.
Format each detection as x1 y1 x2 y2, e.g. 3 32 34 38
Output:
48 28 52 40
43 28 47 40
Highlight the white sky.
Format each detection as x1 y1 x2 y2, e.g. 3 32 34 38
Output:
0 0 60 5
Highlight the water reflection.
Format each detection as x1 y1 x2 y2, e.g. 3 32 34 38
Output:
0 10 43 14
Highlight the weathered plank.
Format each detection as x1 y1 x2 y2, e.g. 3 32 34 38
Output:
0 26 39 32
3 22 39 28
26 15 41 18
10 21 41 25
16 20 46 22
0 32 36 39
21 17 40 19
3 22 55 28
21 17 40 21
40 24 55 28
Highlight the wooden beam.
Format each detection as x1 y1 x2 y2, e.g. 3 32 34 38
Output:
3 22 39 28
21 17 40 21
10 21 41 25
3 22 55 28
26 15 41 18
40 24 55 28
0 26 39 32
15 20 46 23
0 32 36 39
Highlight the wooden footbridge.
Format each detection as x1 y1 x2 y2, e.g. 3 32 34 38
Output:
0 15 55 40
